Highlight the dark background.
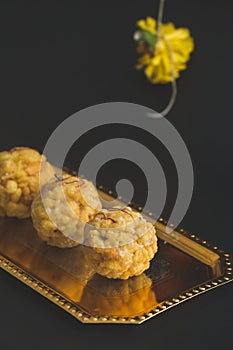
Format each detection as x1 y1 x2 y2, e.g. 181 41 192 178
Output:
0 0 233 349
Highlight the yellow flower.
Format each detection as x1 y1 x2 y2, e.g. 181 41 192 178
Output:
136 17 194 84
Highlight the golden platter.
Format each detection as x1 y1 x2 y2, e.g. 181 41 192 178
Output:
0 188 232 324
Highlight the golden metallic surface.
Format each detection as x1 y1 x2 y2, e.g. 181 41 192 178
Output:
0 188 232 324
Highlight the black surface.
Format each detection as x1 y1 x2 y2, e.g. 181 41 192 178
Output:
0 1 233 349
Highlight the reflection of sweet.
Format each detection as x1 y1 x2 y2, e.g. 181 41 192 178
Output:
84 207 158 279
81 273 157 317
31 175 102 248
0 147 54 218
30 244 96 302
0 218 41 269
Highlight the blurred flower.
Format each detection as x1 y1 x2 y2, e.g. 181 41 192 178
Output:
135 17 194 84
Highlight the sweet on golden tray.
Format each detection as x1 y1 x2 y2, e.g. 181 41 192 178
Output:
84 207 158 279
31 174 102 248
0 146 232 324
0 147 54 218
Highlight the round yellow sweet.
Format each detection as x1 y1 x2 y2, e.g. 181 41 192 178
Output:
0 147 54 218
31 175 102 248
84 207 158 279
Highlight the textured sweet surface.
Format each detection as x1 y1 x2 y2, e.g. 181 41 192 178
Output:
31 175 102 248
0 147 54 218
84 207 158 279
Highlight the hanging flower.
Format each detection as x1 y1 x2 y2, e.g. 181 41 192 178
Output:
135 16 194 84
